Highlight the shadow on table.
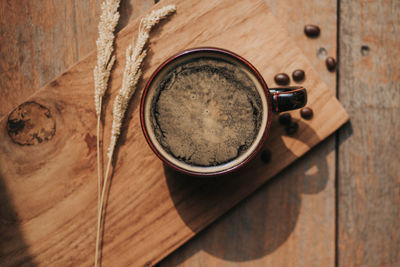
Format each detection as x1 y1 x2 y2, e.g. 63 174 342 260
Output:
0 169 37 267
162 118 345 264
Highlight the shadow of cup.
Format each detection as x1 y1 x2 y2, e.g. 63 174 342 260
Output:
163 116 331 262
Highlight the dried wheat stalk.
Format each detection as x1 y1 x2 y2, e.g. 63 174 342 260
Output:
94 5 176 267
93 1 120 266
94 0 120 216
94 0 120 116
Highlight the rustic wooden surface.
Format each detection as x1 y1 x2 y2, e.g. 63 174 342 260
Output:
0 0 153 121
0 1 153 266
337 1 400 266
160 0 339 266
0 0 349 266
2 0 398 267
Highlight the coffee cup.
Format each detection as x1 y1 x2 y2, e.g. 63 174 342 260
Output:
140 47 307 176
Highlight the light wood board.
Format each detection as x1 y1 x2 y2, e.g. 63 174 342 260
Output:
0 0 348 266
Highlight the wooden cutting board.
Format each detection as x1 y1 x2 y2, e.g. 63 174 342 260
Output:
0 0 348 266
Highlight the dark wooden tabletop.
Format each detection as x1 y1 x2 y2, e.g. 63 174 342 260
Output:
1 0 399 266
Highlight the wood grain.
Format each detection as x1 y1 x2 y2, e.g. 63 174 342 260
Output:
338 0 400 266
0 0 348 266
0 0 153 120
160 0 338 266
0 1 150 266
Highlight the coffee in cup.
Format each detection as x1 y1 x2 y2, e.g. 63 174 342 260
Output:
140 48 307 176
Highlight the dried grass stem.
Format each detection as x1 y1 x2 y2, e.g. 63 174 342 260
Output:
94 4 176 267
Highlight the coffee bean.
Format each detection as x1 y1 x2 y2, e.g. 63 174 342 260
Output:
300 107 313 119
292 69 305 82
304 24 320 38
274 73 290 85
326 57 336 71
279 113 292 126
261 149 271 163
285 121 299 135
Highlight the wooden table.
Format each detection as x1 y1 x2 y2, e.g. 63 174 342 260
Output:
0 0 398 266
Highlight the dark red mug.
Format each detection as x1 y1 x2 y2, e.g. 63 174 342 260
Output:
140 47 307 176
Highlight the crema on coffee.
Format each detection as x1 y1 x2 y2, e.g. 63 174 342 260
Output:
148 56 264 167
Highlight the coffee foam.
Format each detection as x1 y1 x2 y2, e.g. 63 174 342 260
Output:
143 51 268 174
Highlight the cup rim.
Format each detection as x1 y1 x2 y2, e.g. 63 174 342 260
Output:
140 47 272 176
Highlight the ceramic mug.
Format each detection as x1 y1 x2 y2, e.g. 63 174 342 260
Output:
140 47 307 176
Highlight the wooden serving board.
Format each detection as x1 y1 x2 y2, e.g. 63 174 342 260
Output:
0 0 348 266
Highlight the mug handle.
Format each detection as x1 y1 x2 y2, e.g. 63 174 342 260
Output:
269 86 307 113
